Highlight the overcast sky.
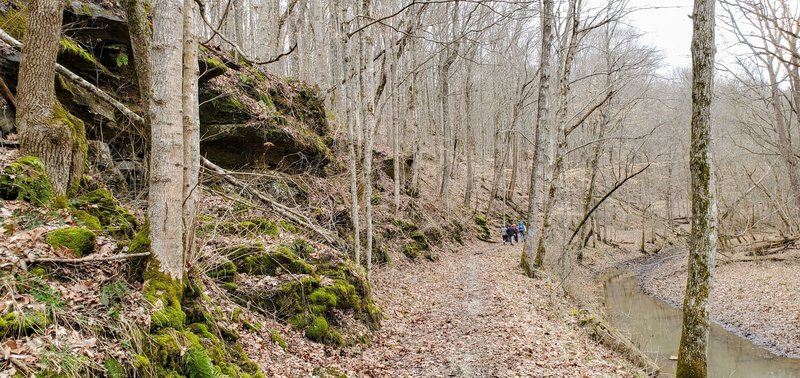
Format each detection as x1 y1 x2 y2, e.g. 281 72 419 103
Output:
624 0 694 69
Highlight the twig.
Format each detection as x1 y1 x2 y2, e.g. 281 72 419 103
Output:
31 252 150 263
0 77 16 109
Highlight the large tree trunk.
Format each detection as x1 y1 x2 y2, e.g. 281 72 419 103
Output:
149 0 186 281
676 0 718 376
16 0 85 195
182 0 200 261
521 0 554 274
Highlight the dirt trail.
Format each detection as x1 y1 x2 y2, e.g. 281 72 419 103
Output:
338 243 635 377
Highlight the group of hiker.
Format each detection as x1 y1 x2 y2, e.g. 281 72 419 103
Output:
501 221 526 245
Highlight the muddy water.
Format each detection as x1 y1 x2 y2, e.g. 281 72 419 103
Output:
604 273 800 377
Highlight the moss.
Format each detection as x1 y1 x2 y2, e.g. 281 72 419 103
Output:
0 311 49 337
220 218 278 238
0 156 54 206
184 347 217 378
29 266 47 277
129 221 151 254
59 37 111 75
290 238 314 259
269 329 287 349
143 267 186 330
402 241 421 259
305 315 329 341
104 357 126 378
51 103 88 195
46 227 96 257
234 245 314 276
205 56 228 72
71 188 138 238
279 220 298 234
207 261 237 282
133 354 151 369
392 218 419 233
72 209 102 231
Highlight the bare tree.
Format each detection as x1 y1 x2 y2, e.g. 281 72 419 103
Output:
677 0 718 375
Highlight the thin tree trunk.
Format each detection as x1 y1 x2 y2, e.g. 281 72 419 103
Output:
522 0 554 274
340 6 360 264
677 0 718 375
149 0 186 281
16 0 85 195
182 0 200 261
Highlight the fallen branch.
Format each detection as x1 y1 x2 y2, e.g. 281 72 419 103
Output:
0 26 145 126
201 157 343 247
0 77 16 109
31 252 150 264
569 164 651 244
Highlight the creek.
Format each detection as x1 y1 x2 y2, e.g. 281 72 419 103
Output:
603 273 800 377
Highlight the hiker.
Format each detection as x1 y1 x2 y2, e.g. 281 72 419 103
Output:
506 223 516 245
511 223 519 243
518 220 526 241
501 224 509 244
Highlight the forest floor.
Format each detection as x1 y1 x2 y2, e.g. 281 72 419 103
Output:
634 245 800 358
317 242 638 377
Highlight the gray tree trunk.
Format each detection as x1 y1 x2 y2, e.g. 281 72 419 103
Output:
676 0 718 376
183 0 200 261
522 0 554 274
149 0 186 281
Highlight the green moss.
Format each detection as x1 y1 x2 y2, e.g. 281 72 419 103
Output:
71 188 138 238
104 357 126 378
279 220 298 234
0 156 54 206
0 311 50 337
392 218 419 233
402 241 421 259
72 209 102 231
133 354 151 369
59 37 111 75
305 315 329 341
207 261 237 282
234 245 314 276
46 227 96 257
205 56 228 72
290 238 313 259
220 218 278 238
129 221 151 254
143 267 186 330
29 266 47 277
269 329 287 349
51 103 88 195
184 347 217 378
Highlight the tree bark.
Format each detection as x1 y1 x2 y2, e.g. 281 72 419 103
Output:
677 0 718 376
16 0 85 195
522 0 554 274
183 0 200 261
149 0 186 281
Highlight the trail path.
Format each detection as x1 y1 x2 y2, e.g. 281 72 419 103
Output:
338 243 634 377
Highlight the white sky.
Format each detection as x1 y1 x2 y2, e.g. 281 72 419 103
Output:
621 0 752 74
624 0 695 70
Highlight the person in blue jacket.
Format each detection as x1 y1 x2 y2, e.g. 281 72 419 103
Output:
517 220 526 242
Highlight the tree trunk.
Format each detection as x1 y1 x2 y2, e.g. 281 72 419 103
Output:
121 0 153 158
16 0 85 195
149 0 186 281
522 0 554 274
182 0 200 261
340 5 360 264
677 0 717 376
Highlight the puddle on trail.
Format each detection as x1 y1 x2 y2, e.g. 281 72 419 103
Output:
604 273 800 377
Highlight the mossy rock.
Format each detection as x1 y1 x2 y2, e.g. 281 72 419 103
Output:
391 218 419 234
0 156 54 206
71 188 138 238
207 261 237 282
234 245 314 276
289 238 314 259
290 314 343 346
71 209 102 231
219 218 278 238
46 227 96 257
269 329 287 349
474 213 491 242
104 357 126 378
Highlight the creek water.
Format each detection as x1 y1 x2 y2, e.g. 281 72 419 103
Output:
603 273 800 377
